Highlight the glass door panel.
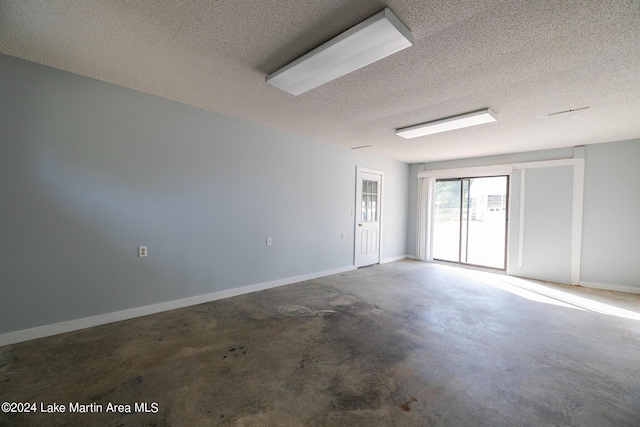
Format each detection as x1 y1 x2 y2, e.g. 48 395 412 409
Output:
433 179 462 262
433 176 508 270
361 179 379 222
465 176 508 269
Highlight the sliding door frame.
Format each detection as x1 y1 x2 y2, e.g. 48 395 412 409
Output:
416 152 585 284
432 175 510 271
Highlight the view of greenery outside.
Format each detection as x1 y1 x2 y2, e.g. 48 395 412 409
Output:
435 179 462 222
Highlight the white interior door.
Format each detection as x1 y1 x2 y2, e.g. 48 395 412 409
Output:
355 168 382 267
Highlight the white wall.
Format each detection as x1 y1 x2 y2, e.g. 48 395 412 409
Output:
0 54 409 340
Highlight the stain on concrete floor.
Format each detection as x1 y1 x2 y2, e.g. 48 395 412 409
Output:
1 260 640 426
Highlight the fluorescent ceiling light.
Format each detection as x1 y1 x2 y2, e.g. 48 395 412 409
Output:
395 109 498 139
266 8 413 95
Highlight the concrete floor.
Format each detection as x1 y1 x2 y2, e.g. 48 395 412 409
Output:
2 260 640 426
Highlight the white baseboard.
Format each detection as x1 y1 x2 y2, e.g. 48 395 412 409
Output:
381 255 414 264
0 265 355 347
580 281 640 295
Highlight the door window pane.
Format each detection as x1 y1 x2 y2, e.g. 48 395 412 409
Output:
361 179 379 222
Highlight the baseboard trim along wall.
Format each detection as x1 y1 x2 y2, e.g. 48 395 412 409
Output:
580 281 640 295
381 255 414 263
0 265 356 347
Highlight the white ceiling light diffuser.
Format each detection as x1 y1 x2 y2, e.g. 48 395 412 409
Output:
396 109 498 139
266 8 413 96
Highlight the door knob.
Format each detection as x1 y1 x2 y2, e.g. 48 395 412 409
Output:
358 223 363 226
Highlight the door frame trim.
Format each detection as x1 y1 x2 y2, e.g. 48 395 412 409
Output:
355 166 384 267
417 166 512 267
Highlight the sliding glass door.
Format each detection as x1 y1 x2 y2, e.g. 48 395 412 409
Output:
433 176 508 270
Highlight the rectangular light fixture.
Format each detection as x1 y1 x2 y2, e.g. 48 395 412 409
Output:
266 7 413 96
395 108 498 139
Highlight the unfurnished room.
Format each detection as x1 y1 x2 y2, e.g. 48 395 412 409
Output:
1 1 640 426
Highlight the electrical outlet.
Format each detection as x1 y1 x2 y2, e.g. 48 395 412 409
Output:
266 237 272 246
340 232 345 240
138 246 148 257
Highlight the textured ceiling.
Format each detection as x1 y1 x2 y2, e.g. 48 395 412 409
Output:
1 0 639 163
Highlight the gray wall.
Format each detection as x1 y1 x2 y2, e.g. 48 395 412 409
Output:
507 166 574 283
581 139 640 288
0 54 408 334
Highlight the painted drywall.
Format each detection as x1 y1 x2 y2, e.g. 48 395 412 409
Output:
507 167 573 284
0 54 409 335
581 139 640 290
